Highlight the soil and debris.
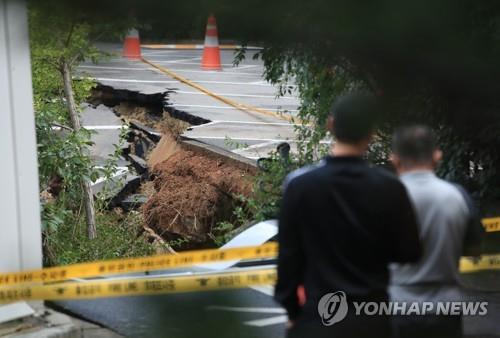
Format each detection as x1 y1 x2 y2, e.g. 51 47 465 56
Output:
90 84 189 138
147 134 180 168
115 101 190 138
89 84 256 250
143 148 254 248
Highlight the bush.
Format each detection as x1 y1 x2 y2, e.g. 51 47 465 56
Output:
44 211 155 266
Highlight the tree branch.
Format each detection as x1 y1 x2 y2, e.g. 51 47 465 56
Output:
64 22 75 48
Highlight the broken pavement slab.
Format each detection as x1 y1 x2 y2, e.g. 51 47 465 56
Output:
81 102 146 209
90 84 166 112
92 171 141 209
127 154 148 176
119 194 148 212
107 174 141 209
80 103 129 168
128 121 161 143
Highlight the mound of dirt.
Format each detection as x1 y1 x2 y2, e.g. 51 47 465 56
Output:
147 134 180 168
143 148 254 247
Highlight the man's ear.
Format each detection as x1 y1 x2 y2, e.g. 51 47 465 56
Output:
391 154 405 174
327 116 334 133
390 153 400 168
433 149 443 166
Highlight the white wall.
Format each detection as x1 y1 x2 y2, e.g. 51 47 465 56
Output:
0 0 42 272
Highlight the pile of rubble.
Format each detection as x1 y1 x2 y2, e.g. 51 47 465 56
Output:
91 87 256 249
144 146 254 247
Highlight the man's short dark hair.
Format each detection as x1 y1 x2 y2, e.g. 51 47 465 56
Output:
392 125 437 164
330 92 380 143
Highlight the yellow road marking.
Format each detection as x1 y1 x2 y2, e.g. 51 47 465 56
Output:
141 57 299 124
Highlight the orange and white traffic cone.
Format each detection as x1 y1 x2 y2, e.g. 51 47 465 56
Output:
201 15 222 70
122 28 141 60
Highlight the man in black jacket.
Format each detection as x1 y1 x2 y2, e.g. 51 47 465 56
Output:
275 92 422 338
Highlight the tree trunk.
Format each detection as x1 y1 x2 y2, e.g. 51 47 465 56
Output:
61 61 97 240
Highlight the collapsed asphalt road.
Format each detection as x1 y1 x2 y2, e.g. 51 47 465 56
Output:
78 43 299 160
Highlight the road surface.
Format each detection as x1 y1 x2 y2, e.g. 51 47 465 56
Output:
54 287 286 338
79 44 300 160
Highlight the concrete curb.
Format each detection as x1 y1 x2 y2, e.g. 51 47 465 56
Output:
180 136 257 172
141 44 262 50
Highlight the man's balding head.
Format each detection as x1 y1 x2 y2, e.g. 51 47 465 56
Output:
391 125 442 172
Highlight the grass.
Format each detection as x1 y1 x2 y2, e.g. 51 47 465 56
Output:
45 210 155 266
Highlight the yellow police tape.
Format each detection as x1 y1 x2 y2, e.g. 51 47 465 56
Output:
0 216 497 303
0 258 497 304
0 243 277 286
0 268 277 304
460 254 500 273
483 217 500 233
0 245 498 303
